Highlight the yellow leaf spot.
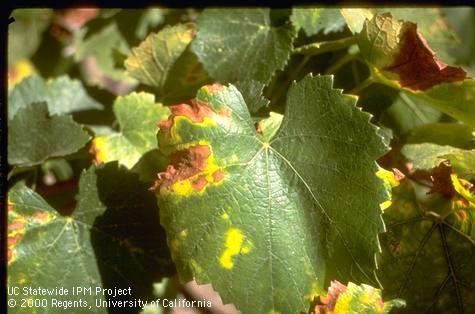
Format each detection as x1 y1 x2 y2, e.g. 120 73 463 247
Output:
8 59 36 89
179 229 188 237
380 200 392 210
91 137 108 164
221 212 230 220
219 228 252 269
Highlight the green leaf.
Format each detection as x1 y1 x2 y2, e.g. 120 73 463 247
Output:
401 143 466 171
152 75 388 313
125 23 208 103
8 102 90 166
91 92 170 169
315 280 405 313
443 151 475 180
378 179 475 313
384 91 441 135
234 80 270 114
8 164 174 313
290 8 346 36
8 9 52 65
191 9 296 84
407 123 475 149
442 7 475 66
74 22 134 85
135 8 165 40
8 75 103 120
357 13 475 127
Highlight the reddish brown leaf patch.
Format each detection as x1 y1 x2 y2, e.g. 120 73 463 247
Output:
212 170 225 183
151 145 211 192
159 99 216 132
383 16 466 91
429 161 455 198
314 280 347 313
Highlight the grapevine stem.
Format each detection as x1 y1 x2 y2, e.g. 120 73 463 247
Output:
348 76 374 95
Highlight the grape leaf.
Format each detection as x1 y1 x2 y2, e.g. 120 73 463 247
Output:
407 123 475 149
8 75 103 120
125 23 208 103
342 8 458 64
443 7 475 66
234 80 270 114
401 143 466 171
357 13 475 127
384 91 441 135
315 281 405 314
152 75 388 313
8 102 90 166
7 164 174 313
290 8 346 36
74 22 134 86
442 151 475 180
8 9 52 66
191 9 296 85
91 92 170 169
378 179 475 313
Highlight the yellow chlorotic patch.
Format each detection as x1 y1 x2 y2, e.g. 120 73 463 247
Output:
268 310 281 314
304 281 324 301
169 115 218 145
179 229 188 237
221 212 230 220
230 154 239 163
8 59 35 89
219 228 252 269
376 168 400 188
170 239 179 252
380 200 392 211
91 137 108 163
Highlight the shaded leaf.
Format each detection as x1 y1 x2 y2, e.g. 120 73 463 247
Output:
8 102 90 166
135 8 165 40
315 280 405 314
401 143 465 171
74 22 134 86
125 23 208 103
91 92 170 169
444 7 475 66
7 164 174 313
191 9 296 84
234 80 270 114
384 91 441 135
8 75 103 120
291 8 346 36
152 75 388 313
407 123 475 149
378 179 475 313
8 9 52 66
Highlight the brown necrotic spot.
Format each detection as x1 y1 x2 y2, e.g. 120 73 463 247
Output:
150 145 211 192
384 19 466 91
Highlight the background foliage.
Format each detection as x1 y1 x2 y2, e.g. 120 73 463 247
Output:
7 7 475 314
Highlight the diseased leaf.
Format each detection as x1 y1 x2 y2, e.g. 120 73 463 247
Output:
8 75 103 120
152 76 388 313
357 13 475 127
125 23 208 103
443 151 475 180
8 164 174 313
8 102 90 166
8 59 36 89
191 9 296 84
291 8 346 36
91 92 170 169
407 123 475 149
378 179 475 313
8 9 52 66
315 280 405 314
